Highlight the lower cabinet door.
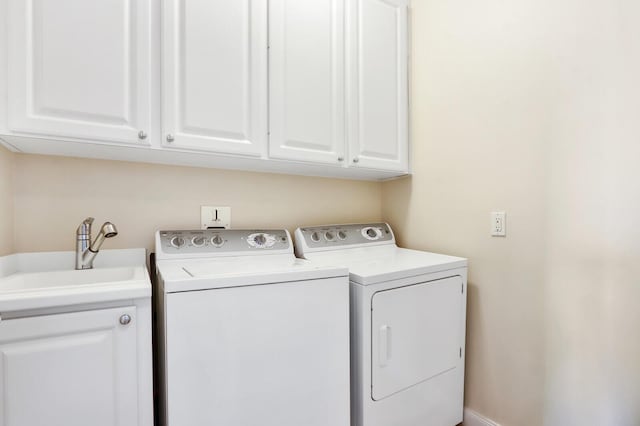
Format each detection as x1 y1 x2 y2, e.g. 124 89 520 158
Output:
0 307 138 426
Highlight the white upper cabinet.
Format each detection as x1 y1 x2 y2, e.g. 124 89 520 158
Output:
347 0 409 172
162 0 268 156
269 0 346 165
0 0 409 180
6 0 152 146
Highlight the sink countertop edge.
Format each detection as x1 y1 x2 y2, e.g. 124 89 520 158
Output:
0 249 151 313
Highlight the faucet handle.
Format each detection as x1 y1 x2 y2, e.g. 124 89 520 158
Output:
77 217 95 236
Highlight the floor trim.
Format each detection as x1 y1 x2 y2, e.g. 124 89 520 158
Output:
464 408 501 426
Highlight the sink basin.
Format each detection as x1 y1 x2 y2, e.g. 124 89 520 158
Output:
0 267 139 292
0 249 150 313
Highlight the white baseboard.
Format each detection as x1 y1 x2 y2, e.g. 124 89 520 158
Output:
463 408 501 426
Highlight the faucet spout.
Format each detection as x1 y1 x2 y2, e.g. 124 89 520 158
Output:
89 222 118 252
75 218 118 270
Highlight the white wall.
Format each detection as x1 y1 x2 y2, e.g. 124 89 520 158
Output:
0 144 13 255
384 0 640 425
542 1 640 423
12 154 382 253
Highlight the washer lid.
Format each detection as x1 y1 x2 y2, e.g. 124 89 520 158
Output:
157 255 348 292
300 246 467 285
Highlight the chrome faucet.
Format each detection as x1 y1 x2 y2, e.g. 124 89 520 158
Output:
76 217 119 270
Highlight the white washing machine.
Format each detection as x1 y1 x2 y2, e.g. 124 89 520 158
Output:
154 228 351 426
295 223 468 426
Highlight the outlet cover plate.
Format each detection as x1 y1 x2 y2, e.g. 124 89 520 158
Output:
491 211 506 237
201 206 231 229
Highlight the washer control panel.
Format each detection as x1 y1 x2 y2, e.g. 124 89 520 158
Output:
157 229 291 256
296 223 394 249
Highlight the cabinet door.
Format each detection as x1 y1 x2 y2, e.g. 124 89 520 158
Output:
162 0 267 156
6 0 152 146
269 0 346 164
0 307 138 426
347 0 409 172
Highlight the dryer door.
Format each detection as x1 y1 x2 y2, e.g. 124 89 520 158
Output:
371 275 464 400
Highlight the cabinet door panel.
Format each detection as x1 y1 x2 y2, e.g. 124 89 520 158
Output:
269 0 345 164
0 307 138 426
163 0 267 155
7 0 151 145
348 0 408 172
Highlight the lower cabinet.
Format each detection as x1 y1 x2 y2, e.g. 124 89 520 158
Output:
0 307 141 426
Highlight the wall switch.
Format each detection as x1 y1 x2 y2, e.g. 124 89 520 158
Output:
491 211 506 237
201 206 231 229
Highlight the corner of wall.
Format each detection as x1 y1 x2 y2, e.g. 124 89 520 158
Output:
0 143 15 256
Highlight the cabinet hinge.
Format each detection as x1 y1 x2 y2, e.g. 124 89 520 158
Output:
459 347 462 358
461 284 464 293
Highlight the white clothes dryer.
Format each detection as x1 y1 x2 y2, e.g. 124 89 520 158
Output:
295 223 467 426
154 229 350 426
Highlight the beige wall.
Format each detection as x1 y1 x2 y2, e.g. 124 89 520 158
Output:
12 155 382 253
384 0 640 425
0 144 14 256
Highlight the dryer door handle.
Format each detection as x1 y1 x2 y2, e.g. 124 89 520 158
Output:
379 325 392 367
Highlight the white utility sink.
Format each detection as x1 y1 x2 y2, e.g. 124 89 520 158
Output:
0 248 150 312
0 267 139 292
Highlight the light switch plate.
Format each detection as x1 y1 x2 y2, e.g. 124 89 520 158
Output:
491 211 506 237
201 206 231 229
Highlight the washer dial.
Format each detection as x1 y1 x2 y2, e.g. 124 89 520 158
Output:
311 232 321 242
211 235 225 247
191 236 206 247
170 236 186 248
247 233 276 248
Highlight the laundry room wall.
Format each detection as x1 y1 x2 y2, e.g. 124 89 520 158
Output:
11 154 382 253
383 0 640 425
0 144 14 256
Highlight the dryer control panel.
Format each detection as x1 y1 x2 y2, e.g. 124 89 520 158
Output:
295 223 395 253
155 229 292 259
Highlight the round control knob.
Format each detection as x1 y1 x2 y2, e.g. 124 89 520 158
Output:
170 236 186 248
337 230 347 240
211 235 225 247
253 234 267 246
324 231 335 241
361 227 382 240
247 233 276 248
311 232 321 242
192 236 206 247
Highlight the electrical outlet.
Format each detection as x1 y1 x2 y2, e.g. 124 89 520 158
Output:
201 206 231 229
491 211 506 237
